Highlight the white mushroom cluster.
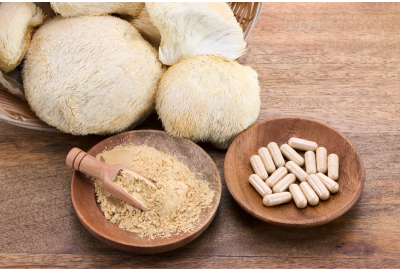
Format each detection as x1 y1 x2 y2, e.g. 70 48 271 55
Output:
0 2 260 149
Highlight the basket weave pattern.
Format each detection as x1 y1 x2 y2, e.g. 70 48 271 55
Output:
0 2 263 132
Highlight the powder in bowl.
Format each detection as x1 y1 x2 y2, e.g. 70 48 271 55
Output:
94 144 215 239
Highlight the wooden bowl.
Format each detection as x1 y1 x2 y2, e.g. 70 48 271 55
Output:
71 130 222 254
224 117 365 228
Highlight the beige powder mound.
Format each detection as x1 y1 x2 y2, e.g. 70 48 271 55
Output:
111 170 157 211
94 144 215 239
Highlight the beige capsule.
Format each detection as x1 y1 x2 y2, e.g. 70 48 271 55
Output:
265 167 288 188
316 147 328 174
307 174 330 200
263 192 292 207
289 184 307 208
304 151 317 174
316 173 339 193
272 173 296 193
328 154 339 180
250 155 268 180
299 182 319 206
288 137 318 151
285 161 308 182
249 174 272 197
280 144 304 166
267 142 285 167
258 147 276 174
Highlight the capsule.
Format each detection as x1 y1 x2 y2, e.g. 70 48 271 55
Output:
288 137 318 151
272 173 296 193
263 192 292 207
258 147 276 174
304 151 317 174
285 161 308 182
267 142 285 167
307 174 330 200
316 173 339 193
265 167 288 188
250 155 268 180
316 147 328 174
289 184 307 208
300 182 319 206
280 144 304 166
249 174 272 197
328 154 339 180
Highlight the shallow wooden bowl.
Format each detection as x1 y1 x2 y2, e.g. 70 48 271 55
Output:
71 130 222 254
224 117 365 228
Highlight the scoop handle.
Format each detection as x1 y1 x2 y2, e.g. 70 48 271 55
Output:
66 147 106 181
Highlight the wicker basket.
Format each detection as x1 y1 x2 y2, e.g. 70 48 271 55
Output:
0 2 264 132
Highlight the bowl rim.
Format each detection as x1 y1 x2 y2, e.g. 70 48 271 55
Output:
224 116 365 227
71 129 222 252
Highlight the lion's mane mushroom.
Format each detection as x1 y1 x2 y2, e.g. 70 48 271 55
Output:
0 2 43 73
146 2 247 66
156 55 260 149
50 2 144 19
23 16 164 135
131 6 161 49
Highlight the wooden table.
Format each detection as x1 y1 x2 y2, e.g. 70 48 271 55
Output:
1 3 400 268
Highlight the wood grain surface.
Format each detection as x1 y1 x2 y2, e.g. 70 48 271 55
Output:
1 3 400 268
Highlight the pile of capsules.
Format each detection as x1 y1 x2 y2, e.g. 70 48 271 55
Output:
249 138 339 208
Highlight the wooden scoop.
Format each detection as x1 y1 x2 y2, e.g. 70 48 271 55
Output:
66 147 154 212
